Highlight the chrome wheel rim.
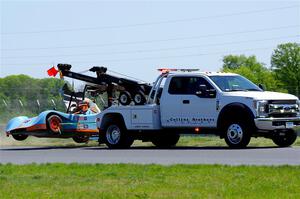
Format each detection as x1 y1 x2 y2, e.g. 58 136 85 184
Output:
134 94 142 104
120 94 128 104
227 124 243 144
106 125 121 144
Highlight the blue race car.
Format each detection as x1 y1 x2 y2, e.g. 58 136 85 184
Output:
5 84 101 143
5 110 99 143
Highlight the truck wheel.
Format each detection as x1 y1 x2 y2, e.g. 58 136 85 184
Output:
104 122 134 149
47 115 62 134
272 130 297 147
12 134 28 141
151 134 180 148
119 91 131 106
132 91 146 105
224 120 251 148
72 135 89 143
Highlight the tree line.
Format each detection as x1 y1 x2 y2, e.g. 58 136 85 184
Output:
0 75 65 122
222 42 300 96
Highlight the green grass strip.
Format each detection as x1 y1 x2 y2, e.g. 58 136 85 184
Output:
0 164 299 199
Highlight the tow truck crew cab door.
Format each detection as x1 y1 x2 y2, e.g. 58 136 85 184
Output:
160 75 217 128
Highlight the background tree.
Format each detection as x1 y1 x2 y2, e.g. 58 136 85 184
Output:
222 55 285 92
0 75 66 122
271 42 300 97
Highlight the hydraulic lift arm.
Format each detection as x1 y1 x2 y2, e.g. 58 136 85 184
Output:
57 64 152 106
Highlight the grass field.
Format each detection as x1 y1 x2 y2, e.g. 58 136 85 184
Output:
0 164 299 199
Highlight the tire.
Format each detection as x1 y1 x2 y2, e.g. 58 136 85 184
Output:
132 91 146 105
104 121 134 149
118 91 131 106
47 115 62 134
151 133 180 148
72 135 89 143
223 119 251 149
272 130 297 147
12 134 28 141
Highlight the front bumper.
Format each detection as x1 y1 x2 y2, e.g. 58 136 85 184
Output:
254 116 300 131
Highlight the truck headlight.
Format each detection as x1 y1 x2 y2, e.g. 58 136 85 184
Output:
253 100 268 117
297 100 300 115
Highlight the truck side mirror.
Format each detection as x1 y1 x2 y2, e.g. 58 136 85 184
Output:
258 84 265 91
196 84 216 98
199 84 207 91
195 84 207 96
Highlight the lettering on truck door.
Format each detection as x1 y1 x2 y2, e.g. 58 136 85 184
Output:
166 76 217 127
160 77 184 127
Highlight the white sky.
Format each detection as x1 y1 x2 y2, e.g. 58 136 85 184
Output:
1 0 299 84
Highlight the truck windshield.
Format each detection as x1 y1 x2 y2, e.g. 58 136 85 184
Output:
209 75 262 92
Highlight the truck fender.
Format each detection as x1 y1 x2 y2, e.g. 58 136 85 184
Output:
100 113 127 131
217 103 255 132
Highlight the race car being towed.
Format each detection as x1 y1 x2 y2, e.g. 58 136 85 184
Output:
5 83 103 143
5 110 98 143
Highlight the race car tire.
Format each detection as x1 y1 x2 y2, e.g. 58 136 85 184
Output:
272 130 297 147
47 115 62 134
72 135 89 143
151 133 180 148
118 91 132 106
12 134 28 141
104 121 134 149
132 91 146 105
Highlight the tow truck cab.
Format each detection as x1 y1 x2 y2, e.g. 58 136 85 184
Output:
96 70 300 148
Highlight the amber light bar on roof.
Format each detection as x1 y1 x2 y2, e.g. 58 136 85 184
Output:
158 68 199 73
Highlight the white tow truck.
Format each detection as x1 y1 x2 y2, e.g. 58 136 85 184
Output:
96 69 300 148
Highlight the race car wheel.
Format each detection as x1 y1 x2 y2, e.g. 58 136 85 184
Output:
272 130 297 147
104 122 134 149
118 91 132 106
47 115 62 134
224 120 251 148
132 91 146 105
151 133 180 148
72 135 89 143
12 134 28 141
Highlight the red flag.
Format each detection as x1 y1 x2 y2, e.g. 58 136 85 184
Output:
47 66 58 77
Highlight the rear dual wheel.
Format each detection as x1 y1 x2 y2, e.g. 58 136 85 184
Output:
118 91 146 106
132 91 146 105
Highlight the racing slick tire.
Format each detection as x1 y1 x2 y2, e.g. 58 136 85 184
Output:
223 119 251 149
151 133 180 148
72 135 89 143
272 130 297 147
104 121 134 149
47 115 62 134
118 91 132 106
132 91 146 105
12 134 28 141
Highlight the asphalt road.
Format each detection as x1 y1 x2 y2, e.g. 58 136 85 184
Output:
1 145 300 165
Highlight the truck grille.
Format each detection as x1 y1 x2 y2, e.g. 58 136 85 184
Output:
268 100 299 118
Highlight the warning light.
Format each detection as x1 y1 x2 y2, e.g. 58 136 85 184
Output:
158 68 199 74
158 68 177 74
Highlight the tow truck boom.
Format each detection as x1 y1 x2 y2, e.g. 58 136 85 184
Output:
57 64 152 107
